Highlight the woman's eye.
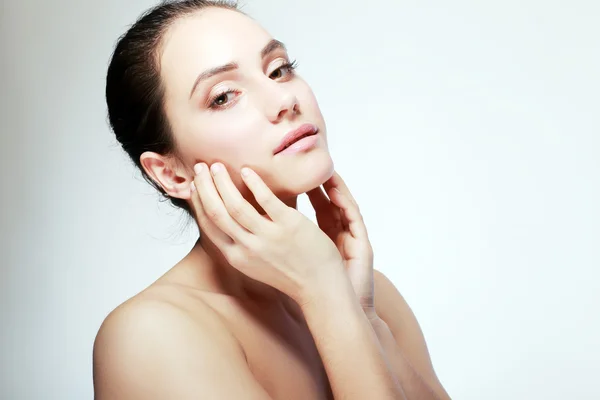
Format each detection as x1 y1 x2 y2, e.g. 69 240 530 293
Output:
269 62 297 80
210 90 236 108
270 68 284 79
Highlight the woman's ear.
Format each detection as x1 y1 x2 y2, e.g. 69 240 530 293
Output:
140 151 193 200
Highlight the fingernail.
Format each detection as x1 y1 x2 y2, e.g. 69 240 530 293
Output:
194 163 204 174
211 163 221 175
241 167 251 177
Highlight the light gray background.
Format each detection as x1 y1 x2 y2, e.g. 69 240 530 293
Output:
1 0 599 399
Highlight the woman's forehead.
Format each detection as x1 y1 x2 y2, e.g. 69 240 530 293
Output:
161 8 273 70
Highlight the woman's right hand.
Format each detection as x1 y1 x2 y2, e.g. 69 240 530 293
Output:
189 162 345 305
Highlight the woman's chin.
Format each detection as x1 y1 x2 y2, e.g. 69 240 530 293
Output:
276 154 335 198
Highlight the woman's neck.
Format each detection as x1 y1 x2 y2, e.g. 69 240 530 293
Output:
186 194 299 301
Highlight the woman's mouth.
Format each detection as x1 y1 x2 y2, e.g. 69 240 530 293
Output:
273 123 319 155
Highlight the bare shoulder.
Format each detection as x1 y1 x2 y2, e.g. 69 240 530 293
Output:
373 270 453 398
93 285 234 355
373 269 416 324
373 269 446 390
92 285 271 400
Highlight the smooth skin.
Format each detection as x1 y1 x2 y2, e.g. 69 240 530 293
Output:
94 6 451 400
93 163 451 399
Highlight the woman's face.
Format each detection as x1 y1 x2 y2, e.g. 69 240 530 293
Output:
157 7 334 203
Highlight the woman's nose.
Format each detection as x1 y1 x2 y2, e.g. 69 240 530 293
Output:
267 90 300 123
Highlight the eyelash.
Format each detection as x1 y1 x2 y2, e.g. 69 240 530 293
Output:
207 59 299 110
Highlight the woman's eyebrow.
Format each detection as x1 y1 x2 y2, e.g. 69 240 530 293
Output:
260 39 286 58
189 39 287 99
189 62 238 98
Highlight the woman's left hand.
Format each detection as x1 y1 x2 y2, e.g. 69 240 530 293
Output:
307 171 377 319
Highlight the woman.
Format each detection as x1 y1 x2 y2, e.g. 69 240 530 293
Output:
94 1 451 399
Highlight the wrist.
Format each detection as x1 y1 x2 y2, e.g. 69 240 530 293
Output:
297 266 356 316
363 305 380 323
368 316 397 351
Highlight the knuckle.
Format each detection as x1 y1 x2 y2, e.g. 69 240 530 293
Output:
354 207 364 220
198 217 212 231
207 209 221 222
266 224 285 242
228 202 244 219
282 213 301 229
246 237 264 254
224 248 245 267
363 240 374 255
260 223 279 241
256 192 272 205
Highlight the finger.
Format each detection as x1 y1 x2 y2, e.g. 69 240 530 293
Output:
209 163 269 234
240 167 289 222
306 186 332 212
193 163 251 243
326 186 368 240
306 186 340 227
323 171 358 208
189 181 233 246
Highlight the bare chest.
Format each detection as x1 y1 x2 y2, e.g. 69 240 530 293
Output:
204 296 333 400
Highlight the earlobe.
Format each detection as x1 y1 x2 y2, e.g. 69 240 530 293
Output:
140 151 192 200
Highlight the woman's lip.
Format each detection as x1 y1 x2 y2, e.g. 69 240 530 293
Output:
273 123 319 154
275 134 319 155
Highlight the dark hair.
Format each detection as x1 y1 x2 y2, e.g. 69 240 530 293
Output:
106 0 240 216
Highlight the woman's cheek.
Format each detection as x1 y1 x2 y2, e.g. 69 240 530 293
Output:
299 84 325 120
